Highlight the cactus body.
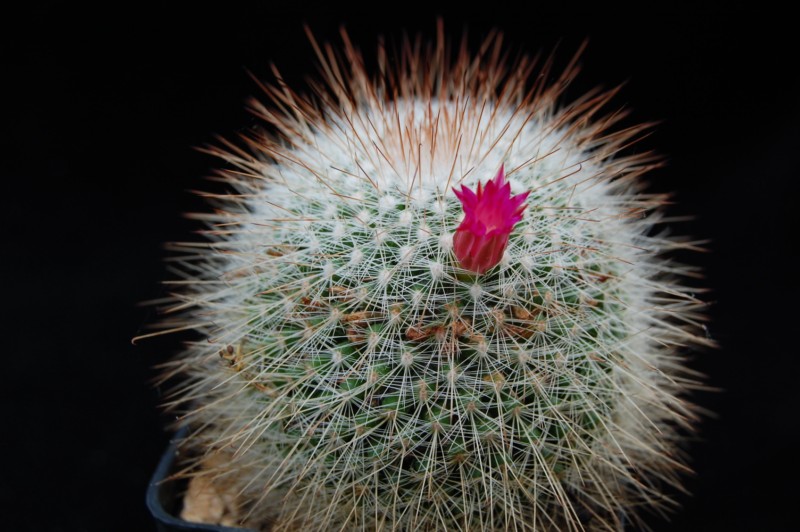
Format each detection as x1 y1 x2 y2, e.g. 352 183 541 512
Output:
156 31 708 531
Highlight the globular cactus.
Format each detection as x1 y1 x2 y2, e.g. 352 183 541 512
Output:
152 28 710 531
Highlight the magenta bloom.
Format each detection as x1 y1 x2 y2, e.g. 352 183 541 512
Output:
452 165 529 274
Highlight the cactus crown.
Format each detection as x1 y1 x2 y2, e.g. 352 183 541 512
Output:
150 27 710 531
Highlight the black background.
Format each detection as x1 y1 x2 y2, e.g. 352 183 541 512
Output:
4 3 798 531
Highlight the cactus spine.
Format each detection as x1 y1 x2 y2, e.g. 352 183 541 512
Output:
153 29 709 531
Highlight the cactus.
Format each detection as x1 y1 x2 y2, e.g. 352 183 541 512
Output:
151 29 710 531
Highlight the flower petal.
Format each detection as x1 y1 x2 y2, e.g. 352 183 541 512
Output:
452 165 529 274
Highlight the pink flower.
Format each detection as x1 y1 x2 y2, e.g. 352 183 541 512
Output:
452 165 529 274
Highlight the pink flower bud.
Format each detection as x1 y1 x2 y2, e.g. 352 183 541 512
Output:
452 165 529 274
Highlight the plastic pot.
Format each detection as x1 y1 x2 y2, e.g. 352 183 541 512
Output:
147 425 256 532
